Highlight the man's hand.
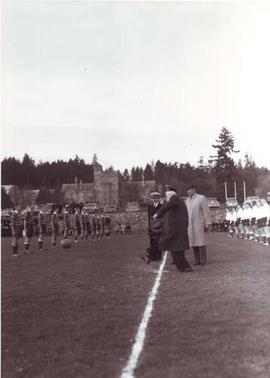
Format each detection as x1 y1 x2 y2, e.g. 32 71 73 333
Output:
153 214 158 219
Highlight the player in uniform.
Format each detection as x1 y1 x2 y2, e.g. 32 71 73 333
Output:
51 208 59 247
24 208 34 254
84 211 91 239
234 205 242 239
238 205 245 239
250 203 256 240
225 208 233 237
242 203 251 240
91 214 97 241
264 200 270 246
80 210 86 240
231 207 239 239
96 215 101 239
256 201 265 244
105 215 111 238
229 208 236 238
260 199 269 245
11 208 20 256
63 205 70 239
37 209 45 251
74 208 82 242
253 201 261 242
100 215 106 239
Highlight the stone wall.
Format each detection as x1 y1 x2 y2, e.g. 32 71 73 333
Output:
109 211 148 232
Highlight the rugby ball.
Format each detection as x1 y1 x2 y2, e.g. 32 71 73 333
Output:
60 238 73 249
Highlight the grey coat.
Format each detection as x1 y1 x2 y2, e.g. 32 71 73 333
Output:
185 193 211 247
156 195 189 252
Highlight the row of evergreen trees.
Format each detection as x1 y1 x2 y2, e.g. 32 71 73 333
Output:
2 128 270 206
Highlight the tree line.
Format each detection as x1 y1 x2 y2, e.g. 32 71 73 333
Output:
2 128 270 208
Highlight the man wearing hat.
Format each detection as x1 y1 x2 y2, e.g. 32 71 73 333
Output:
186 185 211 266
153 187 192 272
142 192 163 263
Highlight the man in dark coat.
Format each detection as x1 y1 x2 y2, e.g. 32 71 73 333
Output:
154 187 192 272
142 192 163 263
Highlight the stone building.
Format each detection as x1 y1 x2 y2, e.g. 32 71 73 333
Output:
61 158 119 206
93 162 119 205
61 180 95 204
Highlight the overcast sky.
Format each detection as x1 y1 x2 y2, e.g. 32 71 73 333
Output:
2 0 270 171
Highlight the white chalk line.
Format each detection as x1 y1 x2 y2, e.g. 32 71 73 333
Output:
120 251 168 378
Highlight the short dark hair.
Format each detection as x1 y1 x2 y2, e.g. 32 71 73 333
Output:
187 184 197 190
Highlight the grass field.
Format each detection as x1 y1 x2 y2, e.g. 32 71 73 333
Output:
2 233 270 378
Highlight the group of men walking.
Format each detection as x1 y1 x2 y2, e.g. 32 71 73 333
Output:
143 185 211 273
11 206 112 256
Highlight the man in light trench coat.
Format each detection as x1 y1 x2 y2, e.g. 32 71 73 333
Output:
186 185 211 266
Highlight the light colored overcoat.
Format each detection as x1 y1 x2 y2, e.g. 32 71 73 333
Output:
186 193 211 247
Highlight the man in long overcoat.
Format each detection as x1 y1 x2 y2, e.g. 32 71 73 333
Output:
154 187 192 272
186 185 211 266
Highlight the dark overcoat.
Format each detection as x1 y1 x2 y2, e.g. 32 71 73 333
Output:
148 203 163 230
156 195 189 252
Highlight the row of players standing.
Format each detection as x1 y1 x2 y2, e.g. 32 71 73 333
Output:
11 205 112 256
60 205 112 242
225 199 270 245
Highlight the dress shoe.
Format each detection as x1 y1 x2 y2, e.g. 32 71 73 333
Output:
183 267 193 272
140 255 151 264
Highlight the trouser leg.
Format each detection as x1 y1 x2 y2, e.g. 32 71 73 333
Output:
199 246 207 266
171 250 191 271
193 247 200 264
149 237 161 261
